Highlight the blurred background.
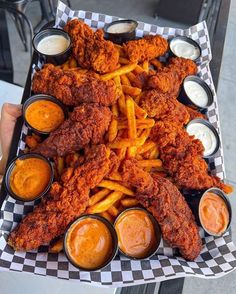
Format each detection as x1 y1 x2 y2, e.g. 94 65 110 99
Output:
0 0 235 293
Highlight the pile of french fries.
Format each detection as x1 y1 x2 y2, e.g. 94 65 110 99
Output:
26 48 164 253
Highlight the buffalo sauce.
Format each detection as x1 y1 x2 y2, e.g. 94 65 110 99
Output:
66 218 113 269
25 100 65 132
10 158 51 200
115 209 157 258
199 192 229 235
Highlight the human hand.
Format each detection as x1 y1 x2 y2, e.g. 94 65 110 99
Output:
0 103 22 175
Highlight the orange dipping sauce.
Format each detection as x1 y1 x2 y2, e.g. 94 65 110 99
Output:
115 209 158 258
25 100 65 132
66 217 113 270
9 157 51 200
199 192 229 235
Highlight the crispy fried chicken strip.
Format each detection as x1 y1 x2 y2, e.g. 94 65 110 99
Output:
64 19 119 73
32 64 117 106
150 121 232 193
140 90 190 124
8 145 112 251
34 103 112 158
139 57 198 123
123 35 168 63
121 159 202 261
147 57 197 95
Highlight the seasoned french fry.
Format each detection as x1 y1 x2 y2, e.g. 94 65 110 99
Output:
56 156 64 175
118 94 127 115
142 60 149 72
89 188 111 206
126 72 137 85
25 135 39 149
121 198 139 207
107 205 119 217
137 159 162 168
69 57 77 68
122 85 142 97
137 141 156 154
134 101 147 119
49 237 64 253
114 76 127 115
62 60 70 70
98 180 134 196
112 103 119 117
116 147 127 160
101 63 137 81
127 147 137 158
149 146 159 159
61 167 74 183
108 119 118 142
150 59 164 70
109 137 146 149
119 57 130 64
115 44 125 57
121 74 131 86
134 64 145 74
126 95 147 118
118 118 155 130
107 172 122 181
99 212 114 223
126 96 137 139
87 191 123 213
65 152 80 167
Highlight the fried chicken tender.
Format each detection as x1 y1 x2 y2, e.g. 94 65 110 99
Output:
150 121 232 193
140 90 190 124
32 64 117 106
139 57 198 123
34 103 112 158
147 57 197 95
64 19 119 73
121 159 202 261
123 35 168 63
8 145 112 251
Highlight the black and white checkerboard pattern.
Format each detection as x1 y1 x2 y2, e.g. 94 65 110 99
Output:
0 0 235 287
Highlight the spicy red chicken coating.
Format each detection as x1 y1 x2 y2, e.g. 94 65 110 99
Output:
34 103 112 158
123 35 169 63
121 159 202 261
32 64 117 107
64 19 119 73
147 57 197 94
8 145 112 251
150 121 232 193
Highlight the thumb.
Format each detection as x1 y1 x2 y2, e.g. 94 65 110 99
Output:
1 103 22 121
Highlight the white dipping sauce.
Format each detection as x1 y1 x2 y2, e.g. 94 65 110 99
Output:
107 22 136 34
37 35 69 55
170 39 200 60
187 123 217 156
184 80 209 107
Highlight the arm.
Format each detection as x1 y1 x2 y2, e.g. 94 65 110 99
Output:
0 103 22 175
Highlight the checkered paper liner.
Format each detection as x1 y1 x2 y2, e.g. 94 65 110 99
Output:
0 0 235 287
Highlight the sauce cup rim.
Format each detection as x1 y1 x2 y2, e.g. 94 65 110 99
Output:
104 19 138 35
114 207 162 260
23 94 68 135
169 35 202 61
198 187 232 237
64 214 118 272
4 153 54 202
32 28 72 57
183 75 214 109
185 118 220 159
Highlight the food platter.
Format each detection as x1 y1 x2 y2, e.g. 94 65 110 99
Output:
0 0 236 287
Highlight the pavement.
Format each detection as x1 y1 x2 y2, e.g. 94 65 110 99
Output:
1 0 236 293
